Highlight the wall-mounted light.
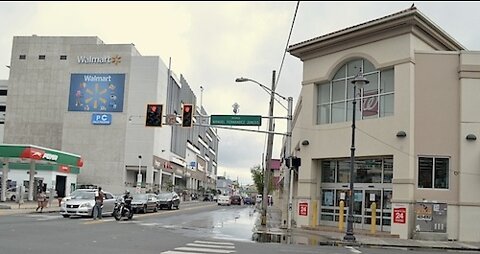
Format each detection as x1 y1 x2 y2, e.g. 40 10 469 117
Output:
466 134 477 141
301 140 310 146
396 131 407 138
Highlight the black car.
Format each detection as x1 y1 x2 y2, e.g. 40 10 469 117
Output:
130 193 158 213
157 192 180 210
231 195 242 205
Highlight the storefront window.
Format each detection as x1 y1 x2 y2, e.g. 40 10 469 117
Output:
321 161 336 183
316 59 394 125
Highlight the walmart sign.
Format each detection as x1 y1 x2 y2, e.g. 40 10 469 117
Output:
91 113 112 125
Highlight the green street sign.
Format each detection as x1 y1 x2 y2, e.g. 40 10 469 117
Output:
210 115 262 126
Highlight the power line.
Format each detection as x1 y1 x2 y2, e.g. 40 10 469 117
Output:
275 1 300 90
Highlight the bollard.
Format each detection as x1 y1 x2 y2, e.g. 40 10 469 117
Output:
370 202 377 234
339 200 344 231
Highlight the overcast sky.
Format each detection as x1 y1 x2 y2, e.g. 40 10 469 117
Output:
1 1 479 185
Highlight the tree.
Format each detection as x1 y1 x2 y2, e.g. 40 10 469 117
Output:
251 165 263 194
250 164 274 195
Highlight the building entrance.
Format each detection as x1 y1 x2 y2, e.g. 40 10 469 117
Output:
320 185 392 232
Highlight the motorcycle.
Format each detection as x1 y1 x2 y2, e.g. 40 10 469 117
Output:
113 198 133 221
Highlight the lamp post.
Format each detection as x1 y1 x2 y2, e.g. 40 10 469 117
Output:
344 71 369 242
137 155 142 193
235 71 293 228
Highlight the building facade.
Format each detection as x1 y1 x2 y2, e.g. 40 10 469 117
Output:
0 80 6 143
3 36 218 195
287 7 480 241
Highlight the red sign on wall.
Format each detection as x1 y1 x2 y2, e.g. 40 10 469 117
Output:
299 202 308 216
393 207 406 224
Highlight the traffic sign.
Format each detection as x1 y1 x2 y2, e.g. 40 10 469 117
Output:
210 115 261 126
166 114 177 125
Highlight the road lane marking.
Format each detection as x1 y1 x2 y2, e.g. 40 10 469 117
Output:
345 246 362 253
186 243 235 249
162 251 208 254
174 247 235 253
194 241 234 246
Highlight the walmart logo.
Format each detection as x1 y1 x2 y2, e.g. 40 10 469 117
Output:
77 55 122 65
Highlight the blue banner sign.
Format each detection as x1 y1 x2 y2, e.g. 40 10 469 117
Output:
91 113 112 125
68 74 125 112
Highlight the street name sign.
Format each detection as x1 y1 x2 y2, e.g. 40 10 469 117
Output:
210 115 262 126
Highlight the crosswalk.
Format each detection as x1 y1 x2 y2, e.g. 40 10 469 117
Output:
161 240 235 254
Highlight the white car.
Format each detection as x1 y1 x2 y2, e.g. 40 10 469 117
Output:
217 195 231 206
60 190 116 218
60 189 97 208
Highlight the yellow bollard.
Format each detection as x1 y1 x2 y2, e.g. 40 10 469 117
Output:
370 202 377 234
311 200 318 226
339 200 344 231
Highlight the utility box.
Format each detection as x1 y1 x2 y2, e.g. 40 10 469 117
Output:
413 202 447 240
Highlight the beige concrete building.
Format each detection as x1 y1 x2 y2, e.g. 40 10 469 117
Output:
287 7 480 241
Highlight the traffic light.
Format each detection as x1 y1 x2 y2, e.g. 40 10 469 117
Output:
182 104 193 127
145 104 163 127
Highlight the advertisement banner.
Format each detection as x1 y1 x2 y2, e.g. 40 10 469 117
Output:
68 74 125 112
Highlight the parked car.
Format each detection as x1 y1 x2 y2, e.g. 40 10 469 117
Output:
230 195 242 205
217 195 231 206
60 189 97 208
255 194 262 204
157 192 180 210
130 193 158 213
1 187 28 201
60 190 116 218
243 196 254 205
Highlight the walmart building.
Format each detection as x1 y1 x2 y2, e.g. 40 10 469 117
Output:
287 7 480 241
2 36 219 197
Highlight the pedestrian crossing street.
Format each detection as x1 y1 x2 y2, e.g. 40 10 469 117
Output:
161 240 236 254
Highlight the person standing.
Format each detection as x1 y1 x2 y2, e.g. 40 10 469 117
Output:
35 189 46 213
93 187 104 220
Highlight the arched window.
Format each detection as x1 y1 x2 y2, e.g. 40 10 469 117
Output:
316 58 394 124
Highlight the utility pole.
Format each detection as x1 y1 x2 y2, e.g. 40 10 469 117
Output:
262 70 276 226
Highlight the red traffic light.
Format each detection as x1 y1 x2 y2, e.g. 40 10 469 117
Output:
145 104 163 127
182 104 193 127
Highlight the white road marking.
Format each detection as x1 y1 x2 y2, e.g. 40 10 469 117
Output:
161 251 208 254
186 243 235 249
194 241 234 246
174 247 235 253
345 246 362 253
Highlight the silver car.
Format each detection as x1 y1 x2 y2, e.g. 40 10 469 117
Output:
60 191 116 218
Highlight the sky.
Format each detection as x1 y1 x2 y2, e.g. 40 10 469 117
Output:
1 1 480 186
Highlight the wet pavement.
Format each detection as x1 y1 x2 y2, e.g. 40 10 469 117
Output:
253 205 480 251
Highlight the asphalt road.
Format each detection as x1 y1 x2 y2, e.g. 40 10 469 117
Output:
0 201 470 254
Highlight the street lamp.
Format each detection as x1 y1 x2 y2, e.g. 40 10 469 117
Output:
235 72 293 229
344 70 369 242
137 155 142 193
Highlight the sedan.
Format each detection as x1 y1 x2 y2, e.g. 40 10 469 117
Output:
157 192 180 210
60 191 116 218
231 195 242 205
131 193 158 213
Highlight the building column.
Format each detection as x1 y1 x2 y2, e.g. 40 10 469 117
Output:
158 169 163 192
1 158 8 202
28 160 35 201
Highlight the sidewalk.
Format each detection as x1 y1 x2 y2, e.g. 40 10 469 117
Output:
255 205 480 251
0 200 60 215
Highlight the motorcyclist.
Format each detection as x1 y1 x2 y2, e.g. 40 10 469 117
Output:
122 190 133 214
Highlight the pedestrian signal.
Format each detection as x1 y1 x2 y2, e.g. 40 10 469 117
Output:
182 104 193 128
145 104 163 127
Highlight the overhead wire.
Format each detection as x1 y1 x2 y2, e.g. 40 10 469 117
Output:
263 1 301 159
